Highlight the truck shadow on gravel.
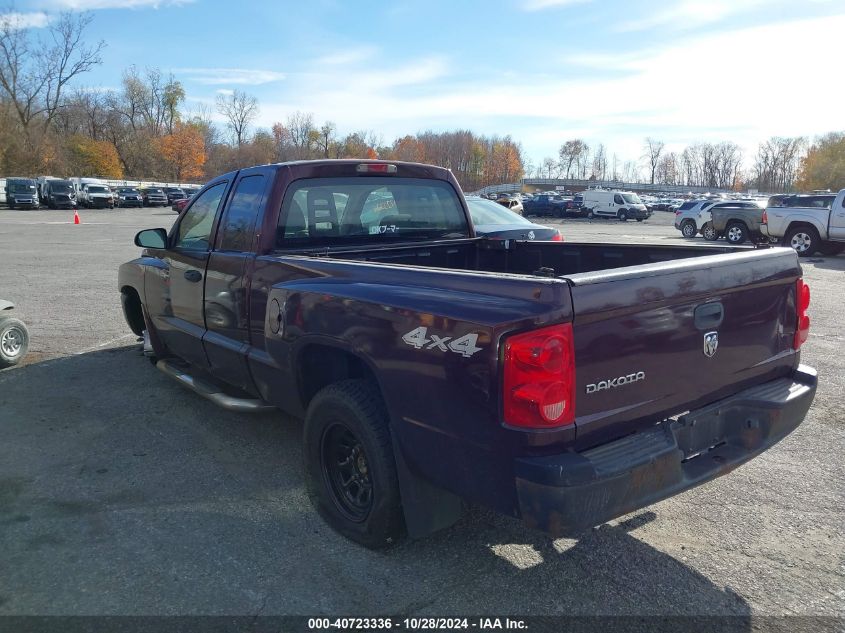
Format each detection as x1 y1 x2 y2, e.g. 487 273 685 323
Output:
0 346 751 617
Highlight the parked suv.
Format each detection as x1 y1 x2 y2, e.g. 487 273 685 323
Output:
141 188 169 207
162 187 186 204
115 187 144 208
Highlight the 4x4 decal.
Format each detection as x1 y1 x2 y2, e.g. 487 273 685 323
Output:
401 327 483 358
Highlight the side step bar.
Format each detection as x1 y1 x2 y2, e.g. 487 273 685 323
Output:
156 359 276 413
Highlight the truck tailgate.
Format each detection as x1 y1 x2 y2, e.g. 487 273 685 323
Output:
566 248 802 450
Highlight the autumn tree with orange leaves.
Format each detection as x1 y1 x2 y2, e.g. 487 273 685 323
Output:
66 135 124 178
155 124 206 181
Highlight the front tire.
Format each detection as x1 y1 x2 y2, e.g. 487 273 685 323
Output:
587 209 595 219
784 226 820 257
618 209 628 221
0 316 29 368
303 380 405 549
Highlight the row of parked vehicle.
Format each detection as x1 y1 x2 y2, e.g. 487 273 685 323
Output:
673 190 845 256
2 176 202 211
489 189 653 222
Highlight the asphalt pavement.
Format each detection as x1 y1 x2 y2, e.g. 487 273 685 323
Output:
0 207 842 618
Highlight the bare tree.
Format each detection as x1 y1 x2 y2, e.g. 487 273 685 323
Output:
216 89 258 147
0 10 104 151
592 143 607 180
558 139 588 179
643 137 665 184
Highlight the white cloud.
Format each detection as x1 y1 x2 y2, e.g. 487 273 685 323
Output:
521 0 592 10
175 68 286 86
314 47 378 66
215 88 234 96
253 14 845 163
615 0 769 32
43 0 192 9
0 11 50 29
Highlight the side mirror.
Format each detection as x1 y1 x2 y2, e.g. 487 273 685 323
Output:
134 228 168 249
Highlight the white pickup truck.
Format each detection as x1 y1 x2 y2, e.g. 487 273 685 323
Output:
761 189 845 256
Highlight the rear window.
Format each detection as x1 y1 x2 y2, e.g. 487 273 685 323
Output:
678 201 697 210
276 177 468 247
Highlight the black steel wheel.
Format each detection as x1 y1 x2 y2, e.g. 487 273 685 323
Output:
321 423 373 521
304 379 405 548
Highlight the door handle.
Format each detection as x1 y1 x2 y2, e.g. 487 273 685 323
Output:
694 302 724 330
184 269 203 283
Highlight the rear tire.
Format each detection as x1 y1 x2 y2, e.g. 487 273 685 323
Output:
0 316 29 368
784 226 820 257
303 379 405 549
725 222 748 244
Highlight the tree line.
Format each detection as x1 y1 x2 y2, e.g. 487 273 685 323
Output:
0 10 841 192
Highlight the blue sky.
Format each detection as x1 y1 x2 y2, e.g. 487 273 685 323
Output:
12 0 845 170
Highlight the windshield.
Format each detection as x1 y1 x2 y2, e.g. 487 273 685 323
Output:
119 188 139 194
467 198 533 226
622 193 642 204
9 182 35 193
146 189 164 194
87 186 108 193
276 177 469 247
52 182 73 193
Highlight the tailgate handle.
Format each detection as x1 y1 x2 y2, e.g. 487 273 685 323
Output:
694 302 724 330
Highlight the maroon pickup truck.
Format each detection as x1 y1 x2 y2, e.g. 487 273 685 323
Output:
119 160 816 548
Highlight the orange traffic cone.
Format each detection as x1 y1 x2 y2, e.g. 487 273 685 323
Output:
73 210 80 225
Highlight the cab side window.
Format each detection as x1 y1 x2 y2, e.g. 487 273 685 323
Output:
614 194 624 204
218 175 266 252
175 182 227 250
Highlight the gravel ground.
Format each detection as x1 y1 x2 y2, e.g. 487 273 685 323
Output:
0 207 842 619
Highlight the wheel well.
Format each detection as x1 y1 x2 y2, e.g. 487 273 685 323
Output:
120 286 145 336
727 220 748 230
299 344 379 407
786 222 819 237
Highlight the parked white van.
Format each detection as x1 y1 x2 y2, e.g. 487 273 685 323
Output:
581 190 652 221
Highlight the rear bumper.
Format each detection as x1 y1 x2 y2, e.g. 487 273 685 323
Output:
514 365 817 537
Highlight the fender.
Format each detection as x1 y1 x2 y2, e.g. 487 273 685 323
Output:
0 300 14 311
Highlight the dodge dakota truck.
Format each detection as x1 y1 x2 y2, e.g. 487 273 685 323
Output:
119 159 816 548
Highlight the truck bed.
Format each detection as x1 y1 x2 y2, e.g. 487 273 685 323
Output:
291 238 739 277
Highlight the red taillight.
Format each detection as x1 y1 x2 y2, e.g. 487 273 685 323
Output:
503 323 575 428
356 163 397 174
761 210 768 224
793 278 810 350
551 231 563 241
